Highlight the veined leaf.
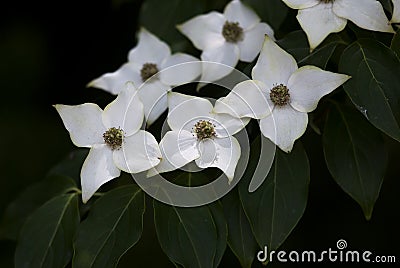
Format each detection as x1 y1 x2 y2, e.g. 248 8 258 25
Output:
0 175 76 240
222 189 258 268
154 199 226 268
339 39 400 141
323 103 387 220
239 143 309 252
15 193 79 268
73 185 144 268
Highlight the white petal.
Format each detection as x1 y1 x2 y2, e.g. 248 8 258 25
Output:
87 62 142 95
177 12 226 50
297 3 347 51
81 144 121 203
391 0 400 23
281 0 319 9
200 42 240 82
113 130 161 173
212 113 250 137
213 80 272 119
333 0 394 33
223 0 260 29
128 28 171 65
149 130 200 175
102 82 144 136
259 106 308 153
167 92 213 132
195 137 241 182
238 23 275 62
160 53 201 86
138 80 169 126
54 103 106 148
288 66 351 112
252 36 298 88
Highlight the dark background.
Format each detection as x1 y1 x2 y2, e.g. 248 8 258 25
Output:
1 0 399 267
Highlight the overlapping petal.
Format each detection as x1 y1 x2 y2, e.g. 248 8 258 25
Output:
391 0 400 23
252 36 298 88
138 80 169 126
102 82 144 136
54 103 106 148
200 42 240 82
128 28 171 65
238 23 274 62
177 12 226 50
288 66 350 112
87 62 142 95
214 80 272 119
259 106 308 153
113 130 161 173
159 53 201 86
81 144 121 203
195 136 241 182
282 0 319 9
167 92 213 131
148 130 200 176
333 0 394 33
297 3 347 50
223 0 260 29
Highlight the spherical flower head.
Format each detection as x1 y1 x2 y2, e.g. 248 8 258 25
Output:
222 21 244 43
193 120 217 140
140 62 159 81
103 127 124 150
270 84 290 106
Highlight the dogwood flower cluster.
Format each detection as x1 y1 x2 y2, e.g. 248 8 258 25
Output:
55 0 396 202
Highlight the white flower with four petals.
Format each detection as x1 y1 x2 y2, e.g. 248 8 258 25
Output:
148 92 249 181
282 0 394 50
89 28 202 125
55 83 162 203
178 0 275 82
215 36 350 152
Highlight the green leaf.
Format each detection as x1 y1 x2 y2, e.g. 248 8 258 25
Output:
277 30 340 68
339 39 400 141
15 193 79 268
154 200 226 268
239 143 309 252
0 175 76 240
222 189 258 268
73 185 144 268
390 29 400 57
323 103 387 220
243 0 288 31
209 203 227 268
139 0 208 52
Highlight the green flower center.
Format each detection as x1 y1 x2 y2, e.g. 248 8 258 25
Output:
103 127 124 150
222 21 244 43
193 120 217 140
270 84 290 106
320 0 334 3
140 63 159 82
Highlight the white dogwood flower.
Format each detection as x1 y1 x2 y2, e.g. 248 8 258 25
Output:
148 92 249 181
282 0 394 50
178 0 274 82
391 0 400 23
54 83 161 203
88 28 201 125
214 36 350 152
